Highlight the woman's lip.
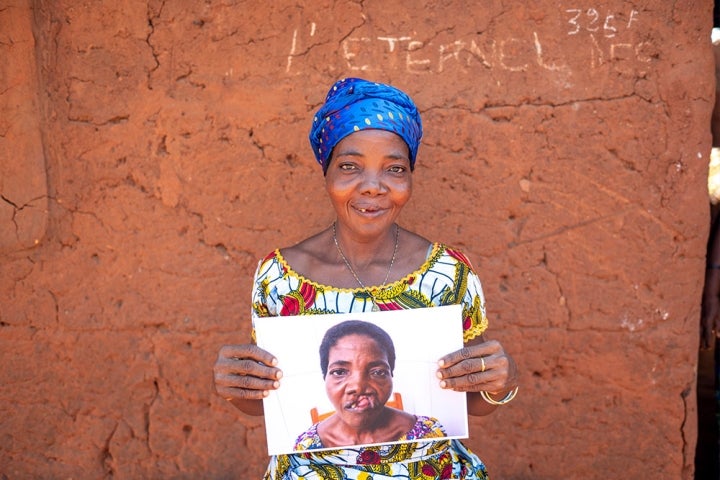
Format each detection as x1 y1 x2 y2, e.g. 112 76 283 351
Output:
353 205 385 215
345 396 375 411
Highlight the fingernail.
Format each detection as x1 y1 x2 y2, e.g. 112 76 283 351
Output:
436 371 443 379
276 370 283 380
271 358 278 366
262 390 270 397
439 380 447 389
272 381 280 389
438 359 445 367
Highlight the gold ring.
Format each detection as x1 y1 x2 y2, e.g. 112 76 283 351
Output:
480 357 486 372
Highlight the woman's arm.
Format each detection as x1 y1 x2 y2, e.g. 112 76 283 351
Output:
214 254 285 415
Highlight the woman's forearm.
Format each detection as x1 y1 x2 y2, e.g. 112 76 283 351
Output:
228 398 265 416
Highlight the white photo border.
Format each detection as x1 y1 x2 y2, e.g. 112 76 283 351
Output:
254 304 469 456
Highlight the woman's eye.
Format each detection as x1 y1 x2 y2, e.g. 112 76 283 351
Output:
388 165 406 173
370 368 390 378
329 369 348 377
338 163 357 171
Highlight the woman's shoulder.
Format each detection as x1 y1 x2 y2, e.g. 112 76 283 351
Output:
254 248 284 278
293 423 322 451
280 234 322 263
444 245 475 266
255 229 328 270
404 415 447 440
422 240 477 272
279 229 334 274
414 415 445 428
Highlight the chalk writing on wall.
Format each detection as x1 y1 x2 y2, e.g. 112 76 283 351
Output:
286 10 649 76
565 8 639 37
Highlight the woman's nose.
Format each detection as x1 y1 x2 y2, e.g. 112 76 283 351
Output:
346 371 370 393
358 170 386 194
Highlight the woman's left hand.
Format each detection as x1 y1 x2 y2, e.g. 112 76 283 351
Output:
436 338 518 394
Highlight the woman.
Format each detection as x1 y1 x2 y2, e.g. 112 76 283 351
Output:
294 319 447 451
214 78 519 479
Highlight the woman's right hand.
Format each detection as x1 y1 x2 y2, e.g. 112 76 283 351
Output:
213 344 283 408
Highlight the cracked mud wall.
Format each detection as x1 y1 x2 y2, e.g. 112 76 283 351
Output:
0 1 47 252
0 1 714 478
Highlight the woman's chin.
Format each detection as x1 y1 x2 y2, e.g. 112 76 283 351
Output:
338 406 384 428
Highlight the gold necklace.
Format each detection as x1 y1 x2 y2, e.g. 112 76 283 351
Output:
332 222 399 312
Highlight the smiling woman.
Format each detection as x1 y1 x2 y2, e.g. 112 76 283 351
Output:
325 129 413 246
213 78 519 480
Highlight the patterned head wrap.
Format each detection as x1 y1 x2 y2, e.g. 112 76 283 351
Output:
309 78 423 172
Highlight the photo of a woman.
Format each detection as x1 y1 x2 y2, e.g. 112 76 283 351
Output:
293 320 446 451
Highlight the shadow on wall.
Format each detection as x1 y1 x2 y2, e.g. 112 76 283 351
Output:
695 7 720 478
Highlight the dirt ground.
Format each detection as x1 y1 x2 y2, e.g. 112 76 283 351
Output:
1 1 716 478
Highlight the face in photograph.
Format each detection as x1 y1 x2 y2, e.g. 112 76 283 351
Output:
324 333 394 430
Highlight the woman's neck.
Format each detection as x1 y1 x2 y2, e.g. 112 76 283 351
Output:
331 222 399 270
320 408 412 447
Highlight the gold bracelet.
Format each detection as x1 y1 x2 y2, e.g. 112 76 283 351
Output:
480 386 518 405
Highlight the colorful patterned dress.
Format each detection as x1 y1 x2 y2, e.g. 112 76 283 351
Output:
252 243 491 480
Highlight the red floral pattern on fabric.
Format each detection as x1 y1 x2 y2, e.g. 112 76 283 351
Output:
280 295 300 315
357 450 382 465
299 282 315 305
445 247 474 270
378 301 402 311
463 316 472 331
279 281 317 315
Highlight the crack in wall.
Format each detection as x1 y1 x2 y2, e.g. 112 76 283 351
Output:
1 194 19 209
680 384 692 476
145 1 163 79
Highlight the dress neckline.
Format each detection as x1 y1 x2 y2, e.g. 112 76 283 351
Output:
274 242 442 292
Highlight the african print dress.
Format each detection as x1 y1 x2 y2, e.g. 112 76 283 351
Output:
252 243 491 480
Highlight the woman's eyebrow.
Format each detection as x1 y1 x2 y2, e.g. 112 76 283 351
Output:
327 360 390 368
367 360 391 368
333 148 409 160
385 152 409 160
328 360 351 368
333 148 362 157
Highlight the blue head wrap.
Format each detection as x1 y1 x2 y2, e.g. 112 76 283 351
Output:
309 78 423 172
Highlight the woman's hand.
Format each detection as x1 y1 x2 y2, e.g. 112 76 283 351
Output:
436 337 519 416
436 338 518 395
213 344 283 414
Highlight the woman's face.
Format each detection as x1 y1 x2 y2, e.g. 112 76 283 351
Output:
325 129 412 239
325 333 393 428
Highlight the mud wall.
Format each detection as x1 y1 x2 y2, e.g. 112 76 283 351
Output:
0 1 714 478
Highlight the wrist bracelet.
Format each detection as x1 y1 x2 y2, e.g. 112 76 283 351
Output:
480 386 519 405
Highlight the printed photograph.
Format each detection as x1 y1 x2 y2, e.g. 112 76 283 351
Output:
254 304 469 455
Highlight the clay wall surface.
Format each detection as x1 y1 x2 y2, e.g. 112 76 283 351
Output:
0 0 714 478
